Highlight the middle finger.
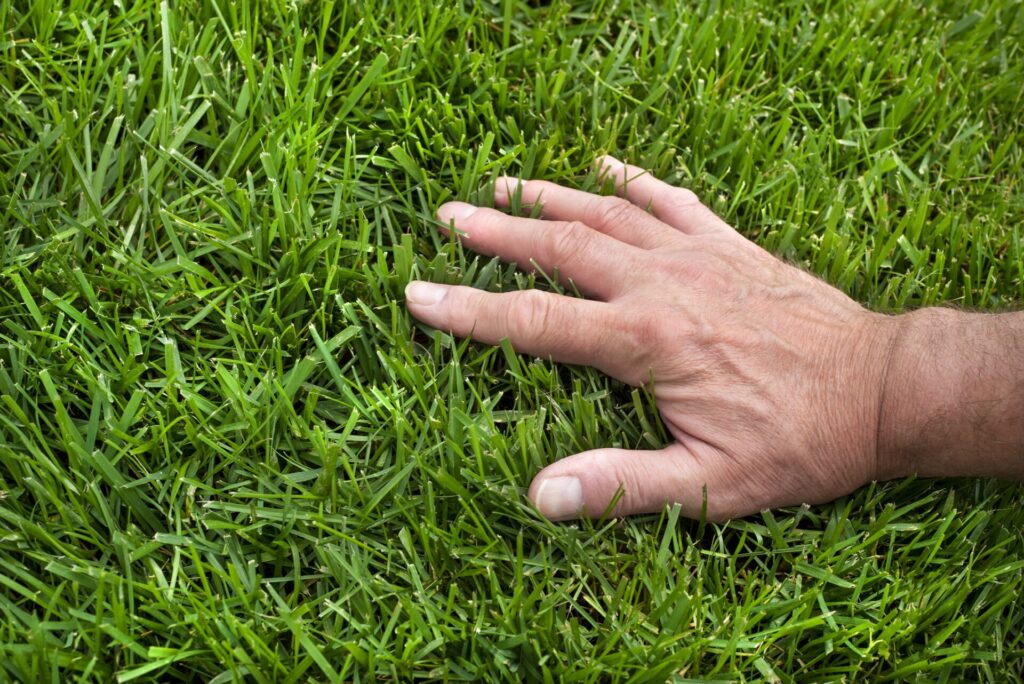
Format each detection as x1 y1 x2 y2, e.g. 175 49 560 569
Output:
436 201 643 300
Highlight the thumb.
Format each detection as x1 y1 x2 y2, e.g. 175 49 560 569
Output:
527 443 730 521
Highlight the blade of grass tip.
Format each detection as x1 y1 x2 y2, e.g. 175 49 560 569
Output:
336 52 389 121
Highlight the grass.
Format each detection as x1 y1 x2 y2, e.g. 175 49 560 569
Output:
1 0 1023 680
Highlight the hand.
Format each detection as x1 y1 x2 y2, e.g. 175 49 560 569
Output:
405 157 901 522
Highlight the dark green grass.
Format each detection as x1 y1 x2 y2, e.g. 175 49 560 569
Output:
1 0 1023 680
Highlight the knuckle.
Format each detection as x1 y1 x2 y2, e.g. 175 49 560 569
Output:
547 221 592 265
640 314 679 350
604 450 679 517
594 195 637 224
621 308 680 367
610 465 644 516
508 289 557 342
453 289 487 336
653 253 729 291
653 254 704 283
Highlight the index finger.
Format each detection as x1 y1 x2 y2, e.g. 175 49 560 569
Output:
405 281 638 383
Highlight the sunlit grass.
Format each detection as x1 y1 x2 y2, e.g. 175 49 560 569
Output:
1 0 1022 680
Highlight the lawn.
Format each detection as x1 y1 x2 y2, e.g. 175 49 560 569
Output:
1 0 1023 680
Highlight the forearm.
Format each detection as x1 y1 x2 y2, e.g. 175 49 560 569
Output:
879 307 1024 480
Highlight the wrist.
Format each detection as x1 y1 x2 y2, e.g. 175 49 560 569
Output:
875 307 943 480
877 307 1024 480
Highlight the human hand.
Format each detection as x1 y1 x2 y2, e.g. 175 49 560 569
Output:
405 157 901 522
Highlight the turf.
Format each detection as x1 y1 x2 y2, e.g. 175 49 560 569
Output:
1 0 1023 680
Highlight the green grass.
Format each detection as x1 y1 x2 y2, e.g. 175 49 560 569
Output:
1 0 1023 680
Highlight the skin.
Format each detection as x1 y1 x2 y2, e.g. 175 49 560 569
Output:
405 156 1024 522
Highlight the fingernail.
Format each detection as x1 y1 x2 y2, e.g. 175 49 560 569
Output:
437 201 478 224
532 476 584 520
405 281 448 307
599 155 624 171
